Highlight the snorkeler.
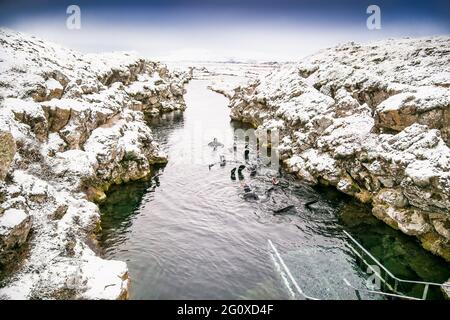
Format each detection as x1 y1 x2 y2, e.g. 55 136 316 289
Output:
244 149 250 160
208 137 224 149
219 155 226 167
241 182 259 200
230 167 236 180
237 165 245 180
242 182 251 193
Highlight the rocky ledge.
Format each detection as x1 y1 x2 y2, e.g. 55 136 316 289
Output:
0 29 190 299
225 37 450 262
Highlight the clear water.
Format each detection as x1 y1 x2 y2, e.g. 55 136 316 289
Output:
99 80 450 300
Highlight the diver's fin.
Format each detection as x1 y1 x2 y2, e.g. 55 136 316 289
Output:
230 167 236 180
304 199 318 208
272 205 296 215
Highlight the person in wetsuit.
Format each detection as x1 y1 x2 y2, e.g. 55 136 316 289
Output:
230 164 246 180
208 137 224 150
241 181 258 200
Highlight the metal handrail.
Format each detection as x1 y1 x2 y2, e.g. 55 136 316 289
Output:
268 233 449 300
343 230 450 299
268 239 318 300
343 278 421 300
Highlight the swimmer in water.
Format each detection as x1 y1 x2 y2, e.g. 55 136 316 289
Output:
241 182 251 193
240 182 258 200
208 137 224 149
244 149 250 160
230 167 236 180
219 155 226 166
237 165 245 180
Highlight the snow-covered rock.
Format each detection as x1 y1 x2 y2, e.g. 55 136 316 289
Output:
375 87 450 142
0 131 15 181
0 208 32 263
0 28 190 299
226 36 450 261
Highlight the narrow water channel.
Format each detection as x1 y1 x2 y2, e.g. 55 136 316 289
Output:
99 80 450 299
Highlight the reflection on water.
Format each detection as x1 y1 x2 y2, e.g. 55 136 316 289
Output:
99 80 449 300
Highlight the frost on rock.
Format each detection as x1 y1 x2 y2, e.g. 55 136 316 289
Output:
0 28 191 299
0 208 32 262
227 36 450 261
375 87 450 142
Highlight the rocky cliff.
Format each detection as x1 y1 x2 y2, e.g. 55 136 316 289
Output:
226 37 450 262
0 29 190 299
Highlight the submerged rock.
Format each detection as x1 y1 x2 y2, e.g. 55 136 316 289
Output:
225 36 450 261
0 28 190 299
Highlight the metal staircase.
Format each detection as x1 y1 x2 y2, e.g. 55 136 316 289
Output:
343 230 450 300
268 239 318 300
268 231 450 300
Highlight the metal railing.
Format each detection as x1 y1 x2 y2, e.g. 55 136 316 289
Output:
343 230 450 300
342 278 421 300
268 239 318 300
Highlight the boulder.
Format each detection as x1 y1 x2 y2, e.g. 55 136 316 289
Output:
375 87 450 144
0 208 32 253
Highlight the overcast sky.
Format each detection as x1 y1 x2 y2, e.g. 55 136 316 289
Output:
1 0 449 61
